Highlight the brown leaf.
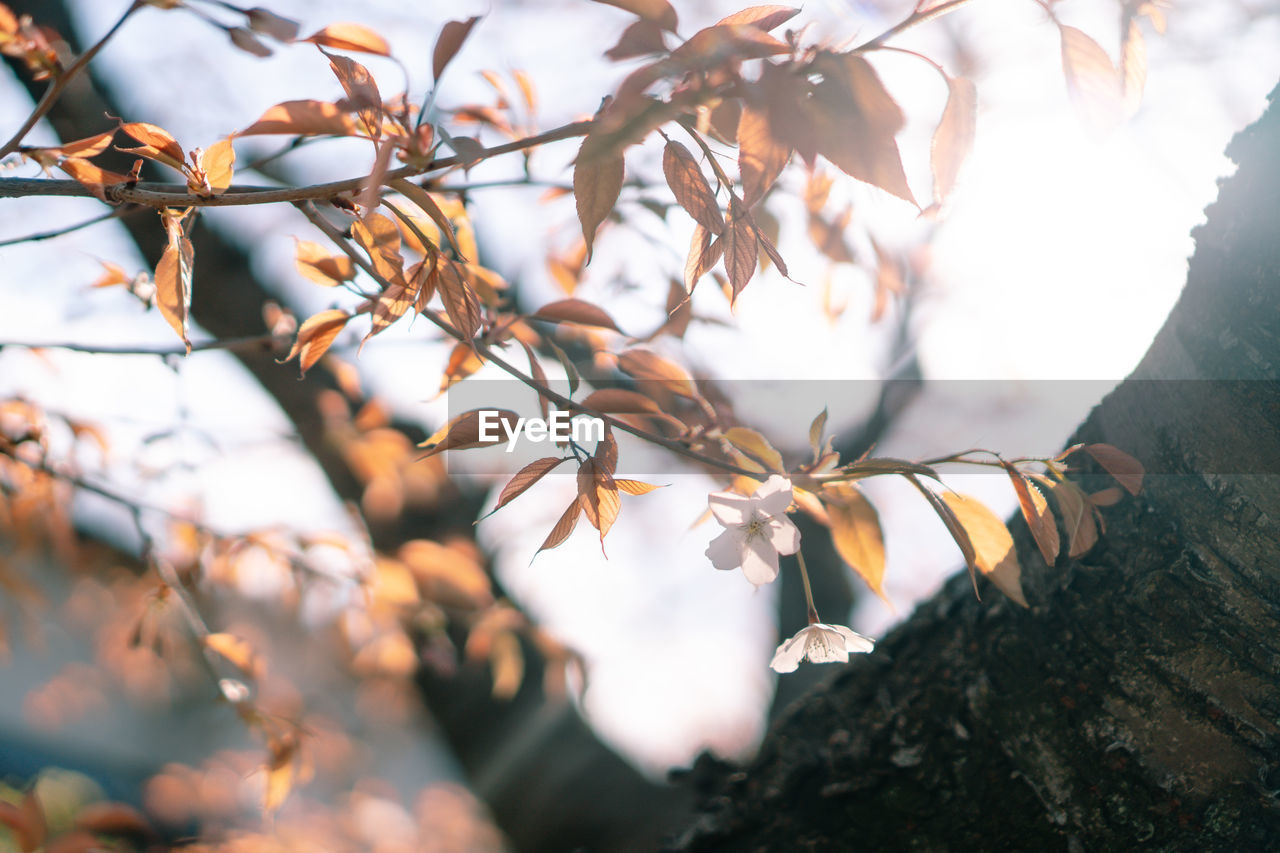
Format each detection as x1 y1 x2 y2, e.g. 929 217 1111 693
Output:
594 425 619 474
73 802 152 837
931 75 976 208
239 99 359 136
723 201 758 301
684 224 723 293
304 22 391 56
737 101 790 206
1004 464 1060 566
294 239 355 285
1088 486 1124 507
324 50 382 136
489 630 525 699
229 26 272 57
56 158 132 201
417 408 519 458
662 140 724 234
284 309 351 375
808 52 915 205
941 493 1028 607
531 298 621 331
436 259 483 339
433 16 481 81
1084 443 1144 495
1059 24 1124 134
573 135 625 263
490 456 571 515
604 20 667 61
538 497 584 553
56 131 115 159
825 484 887 601
592 0 678 32
247 8 300 41
1037 475 1097 558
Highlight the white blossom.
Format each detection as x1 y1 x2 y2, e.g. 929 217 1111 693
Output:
705 475 800 586
769 623 875 673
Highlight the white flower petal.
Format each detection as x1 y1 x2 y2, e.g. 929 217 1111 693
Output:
754 475 794 517
832 624 876 654
739 534 780 586
803 626 850 663
766 514 801 556
708 491 751 525
769 635 805 673
706 528 745 571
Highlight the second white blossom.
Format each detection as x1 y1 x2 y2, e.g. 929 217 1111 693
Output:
705 474 800 586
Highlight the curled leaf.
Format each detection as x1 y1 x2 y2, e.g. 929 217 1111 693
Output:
531 298 621 331
284 309 351 375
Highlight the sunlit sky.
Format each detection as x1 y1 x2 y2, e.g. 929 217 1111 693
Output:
2 0 1277 781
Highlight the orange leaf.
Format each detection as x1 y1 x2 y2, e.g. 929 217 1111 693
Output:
118 121 185 167
531 298 621 331
826 484 887 602
154 231 194 353
489 456 571 515
437 341 485 396
294 239 355 285
577 458 621 539
723 426 784 473
572 136 625 263
580 388 662 415
239 99 359 136
324 50 382 136
592 0 678 32
56 158 132 201
433 16 481 81
56 131 115 158
284 309 351 375
737 102 790 206
907 473 979 595
362 281 415 347
352 212 405 285
537 496 584 553
1120 15 1147 117
941 493 1028 607
388 177 464 259
1034 475 1097 559
1004 464 1060 566
304 22 391 55
1084 443 1144 495
614 478 662 495
931 75 976 208
662 140 723 234
1059 24 1124 134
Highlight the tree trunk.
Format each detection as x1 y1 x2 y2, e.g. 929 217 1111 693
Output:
671 86 1280 852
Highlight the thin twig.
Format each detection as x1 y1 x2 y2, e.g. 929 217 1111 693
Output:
0 333 279 357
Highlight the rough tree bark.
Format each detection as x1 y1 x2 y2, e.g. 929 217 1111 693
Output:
671 85 1280 851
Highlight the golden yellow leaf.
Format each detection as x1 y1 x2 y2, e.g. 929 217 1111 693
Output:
417 408 518 458
941 493 1028 607
577 458 621 539
154 228 193 353
614 478 662 495
1005 464 1060 566
239 99 359 137
538 496 584 553
294 239 355 285
723 426 784 473
435 259 483 339
204 632 263 679
825 484 887 602
200 137 236 195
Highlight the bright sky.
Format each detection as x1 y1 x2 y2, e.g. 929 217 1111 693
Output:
2 0 1277 780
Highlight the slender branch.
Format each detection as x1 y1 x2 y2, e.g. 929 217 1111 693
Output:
0 1 144 159
0 121 595 207
0 333 279 356
0 207 137 247
854 0 979 52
